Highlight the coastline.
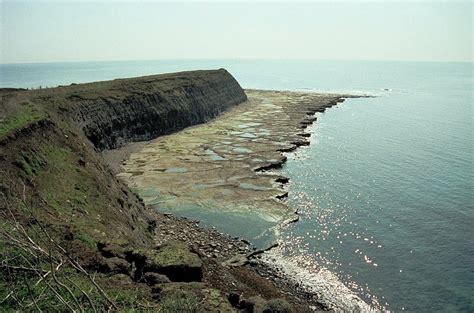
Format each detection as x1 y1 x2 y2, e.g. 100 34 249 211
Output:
113 90 347 243
149 209 332 311
1 73 345 311
106 89 373 310
3 60 472 311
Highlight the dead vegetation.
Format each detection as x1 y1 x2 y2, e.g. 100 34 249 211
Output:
0 195 122 312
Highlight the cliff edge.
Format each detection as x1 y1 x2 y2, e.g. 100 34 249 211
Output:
34 68 247 150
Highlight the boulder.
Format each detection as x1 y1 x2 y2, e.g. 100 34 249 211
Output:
156 283 233 312
99 257 131 275
143 241 203 282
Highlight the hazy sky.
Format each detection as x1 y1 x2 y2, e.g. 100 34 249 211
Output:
1 1 472 63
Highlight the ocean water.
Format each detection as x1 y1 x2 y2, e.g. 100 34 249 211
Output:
1 60 472 312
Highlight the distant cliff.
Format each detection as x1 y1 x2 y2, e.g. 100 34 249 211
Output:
33 69 247 150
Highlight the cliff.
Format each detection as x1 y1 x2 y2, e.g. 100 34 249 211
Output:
0 70 312 311
0 70 247 247
33 69 247 150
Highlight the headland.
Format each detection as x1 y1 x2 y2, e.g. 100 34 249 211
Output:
0 69 368 311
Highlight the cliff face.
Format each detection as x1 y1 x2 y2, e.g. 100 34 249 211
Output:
0 68 248 267
34 69 247 150
0 68 248 262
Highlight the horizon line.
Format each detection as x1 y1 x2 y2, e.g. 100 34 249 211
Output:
1 57 473 66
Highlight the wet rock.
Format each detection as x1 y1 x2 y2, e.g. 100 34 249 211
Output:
276 192 288 200
274 176 289 184
277 145 297 153
291 140 310 147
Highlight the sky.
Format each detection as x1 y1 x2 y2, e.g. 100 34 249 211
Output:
0 1 472 64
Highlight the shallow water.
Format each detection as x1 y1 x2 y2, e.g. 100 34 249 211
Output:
2 59 472 312
275 62 473 311
280 96 473 311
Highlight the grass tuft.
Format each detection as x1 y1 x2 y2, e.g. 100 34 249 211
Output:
0 102 48 139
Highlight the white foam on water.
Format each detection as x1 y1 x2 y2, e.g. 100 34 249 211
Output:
260 248 378 312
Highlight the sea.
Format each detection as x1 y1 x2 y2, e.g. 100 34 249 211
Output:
1 59 472 312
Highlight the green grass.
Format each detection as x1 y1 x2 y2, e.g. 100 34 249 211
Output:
35 144 109 235
76 232 96 249
147 241 202 268
14 150 47 178
10 141 112 247
0 235 148 312
0 102 48 139
158 291 200 312
0 266 148 311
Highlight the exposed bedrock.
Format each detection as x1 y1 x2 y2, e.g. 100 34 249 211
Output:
34 69 247 151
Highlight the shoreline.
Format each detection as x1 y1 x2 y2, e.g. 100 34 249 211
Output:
254 95 375 311
105 89 373 310
107 90 336 244
150 209 332 310
1 73 344 311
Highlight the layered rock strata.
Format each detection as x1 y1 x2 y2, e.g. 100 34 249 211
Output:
34 69 247 150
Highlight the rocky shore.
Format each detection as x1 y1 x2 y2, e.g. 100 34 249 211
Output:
149 212 332 311
0 70 367 311
103 88 370 310
109 89 352 246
